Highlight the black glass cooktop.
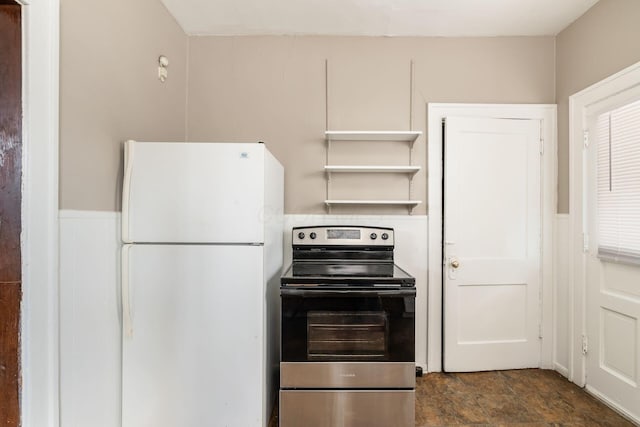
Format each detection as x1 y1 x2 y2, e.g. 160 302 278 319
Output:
293 262 394 277
281 262 415 287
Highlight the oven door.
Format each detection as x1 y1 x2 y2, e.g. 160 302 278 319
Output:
280 287 415 388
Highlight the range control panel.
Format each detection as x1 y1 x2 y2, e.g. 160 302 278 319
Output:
292 226 394 247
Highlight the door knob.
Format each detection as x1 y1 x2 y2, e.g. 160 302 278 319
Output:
450 259 460 269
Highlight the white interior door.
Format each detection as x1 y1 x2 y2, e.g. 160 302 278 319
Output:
443 116 541 372
583 104 640 421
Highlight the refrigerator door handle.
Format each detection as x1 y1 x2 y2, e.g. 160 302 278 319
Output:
122 245 133 338
121 140 135 243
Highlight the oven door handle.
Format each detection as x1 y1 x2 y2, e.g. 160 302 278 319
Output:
280 288 416 297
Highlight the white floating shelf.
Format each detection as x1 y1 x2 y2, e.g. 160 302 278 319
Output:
324 165 421 174
325 200 422 207
325 130 422 143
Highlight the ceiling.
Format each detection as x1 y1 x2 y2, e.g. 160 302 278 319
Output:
161 0 599 37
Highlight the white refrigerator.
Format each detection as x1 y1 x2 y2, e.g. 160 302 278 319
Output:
121 141 284 427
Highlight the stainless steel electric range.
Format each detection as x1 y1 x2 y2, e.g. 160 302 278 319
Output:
279 225 416 427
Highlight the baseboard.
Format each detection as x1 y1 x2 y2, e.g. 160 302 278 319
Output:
586 385 640 426
553 362 569 378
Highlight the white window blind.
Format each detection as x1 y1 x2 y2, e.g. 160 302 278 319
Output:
597 98 640 264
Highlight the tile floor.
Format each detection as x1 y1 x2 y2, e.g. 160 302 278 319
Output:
270 369 636 426
415 369 635 426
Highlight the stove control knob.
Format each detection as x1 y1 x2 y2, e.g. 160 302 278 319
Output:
310 232 317 239
381 233 389 240
370 233 377 240
298 232 305 239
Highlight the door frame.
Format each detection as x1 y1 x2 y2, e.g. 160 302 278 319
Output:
18 0 61 426
568 60 640 422
427 103 557 372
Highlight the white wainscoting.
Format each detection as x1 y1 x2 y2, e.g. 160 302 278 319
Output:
553 214 571 377
59 211 429 425
284 215 429 370
59 210 121 427
60 210 573 417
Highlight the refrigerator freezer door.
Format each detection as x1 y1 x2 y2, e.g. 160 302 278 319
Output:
122 142 265 244
122 244 265 427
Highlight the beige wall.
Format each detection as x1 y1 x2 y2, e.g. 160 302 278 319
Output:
59 0 188 211
187 36 555 214
58 0 640 215
556 0 640 213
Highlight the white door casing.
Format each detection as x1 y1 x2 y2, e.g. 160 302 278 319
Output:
19 0 61 426
443 117 542 372
427 104 557 373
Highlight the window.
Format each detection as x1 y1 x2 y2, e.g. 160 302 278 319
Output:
596 99 640 264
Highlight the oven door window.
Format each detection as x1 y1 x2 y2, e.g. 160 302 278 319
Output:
307 311 388 360
281 292 415 362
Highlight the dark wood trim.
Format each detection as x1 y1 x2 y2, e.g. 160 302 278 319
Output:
0 4 22 282
0 4 22 427
0 283 21 427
